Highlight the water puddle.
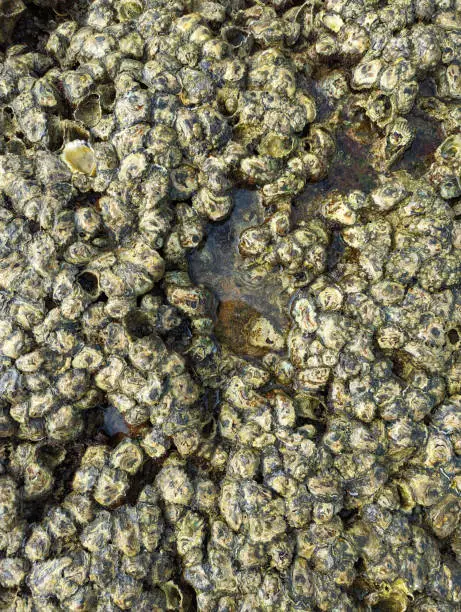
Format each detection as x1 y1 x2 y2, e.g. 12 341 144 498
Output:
293 110 442 224
189 189 289 323
394 112 444 177
188 109 443 358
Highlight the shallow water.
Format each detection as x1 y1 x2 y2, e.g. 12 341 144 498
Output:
293 129 379 225
188 189 289 325
99 109 445 410
189 106 443 326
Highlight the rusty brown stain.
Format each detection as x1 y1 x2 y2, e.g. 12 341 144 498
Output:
215 299 268 358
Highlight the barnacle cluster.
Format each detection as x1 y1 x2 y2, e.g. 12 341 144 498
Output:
0 0 460 610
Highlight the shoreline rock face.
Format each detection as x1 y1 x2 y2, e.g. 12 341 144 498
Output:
0 1 460 610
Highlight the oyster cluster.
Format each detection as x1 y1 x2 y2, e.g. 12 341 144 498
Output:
0 0 460 610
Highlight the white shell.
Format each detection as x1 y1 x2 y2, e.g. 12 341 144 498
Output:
61 140 96 176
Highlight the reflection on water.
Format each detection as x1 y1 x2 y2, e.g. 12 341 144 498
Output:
189 189 289 326
293 129 379 225
104 405 129 436
214 299 275 358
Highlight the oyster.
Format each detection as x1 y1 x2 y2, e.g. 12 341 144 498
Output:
0 0 459 609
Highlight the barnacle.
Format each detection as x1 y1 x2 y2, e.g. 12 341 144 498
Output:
0 0 460 610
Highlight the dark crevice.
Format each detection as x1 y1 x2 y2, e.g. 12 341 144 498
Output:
124 457 163 506
177 577 198 612
96 291 109 303
44 295 58 311
339 507 358 525
77 271 99 296
125 310 155 339
22 440 87 523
